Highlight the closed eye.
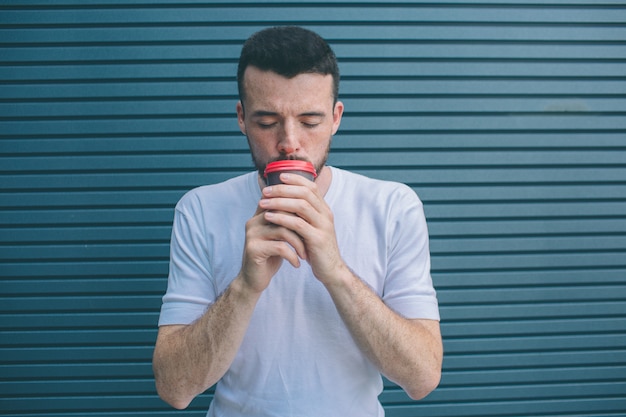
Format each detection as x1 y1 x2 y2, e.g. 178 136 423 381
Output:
251 111 279 129
257 121 277 129
301 115 324 128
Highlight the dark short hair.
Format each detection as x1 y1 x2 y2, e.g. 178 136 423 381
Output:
237 26 340 105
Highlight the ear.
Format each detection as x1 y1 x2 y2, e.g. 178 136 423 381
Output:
331 101 344 135
236 101 246 135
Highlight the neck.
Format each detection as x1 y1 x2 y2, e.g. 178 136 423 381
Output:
315 165 332 196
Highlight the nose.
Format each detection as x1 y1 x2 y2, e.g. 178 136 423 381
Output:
277 120 300 156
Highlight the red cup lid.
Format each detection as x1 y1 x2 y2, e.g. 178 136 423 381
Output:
264 160 317 178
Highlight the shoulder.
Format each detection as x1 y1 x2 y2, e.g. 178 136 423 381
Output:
331 167 421 207
175 172 258 216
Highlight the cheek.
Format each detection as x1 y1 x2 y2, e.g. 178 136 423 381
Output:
247 128 275 147
246 131 276 157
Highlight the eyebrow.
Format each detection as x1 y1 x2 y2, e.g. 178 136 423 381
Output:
300 112 326 118
251 110 278 117
251 110 326 118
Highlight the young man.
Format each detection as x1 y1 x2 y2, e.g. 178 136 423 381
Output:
153 26 442 416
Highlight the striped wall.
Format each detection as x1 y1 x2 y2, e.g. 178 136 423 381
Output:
1 1 625 416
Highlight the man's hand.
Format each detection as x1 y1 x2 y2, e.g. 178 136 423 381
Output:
258 172 347 286
239 184 309 293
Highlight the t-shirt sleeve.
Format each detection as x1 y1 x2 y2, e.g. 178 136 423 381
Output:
158 193 217 326
382 185 440 321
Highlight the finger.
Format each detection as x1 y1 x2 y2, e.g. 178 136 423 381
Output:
250 237 302 267
262 179 329 225
273 241 302 268
260 196 322 230
249 203 308 258
278 172 314 186
264 212 308 260
262 174 318 201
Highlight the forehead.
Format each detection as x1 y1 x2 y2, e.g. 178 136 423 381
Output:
242 66 334 111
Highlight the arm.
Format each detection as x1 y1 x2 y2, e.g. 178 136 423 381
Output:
153 203 308 409
260 173 443 399
324 266 442 399
153 276 260 409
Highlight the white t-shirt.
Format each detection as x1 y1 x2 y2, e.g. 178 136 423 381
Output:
159 166 439 417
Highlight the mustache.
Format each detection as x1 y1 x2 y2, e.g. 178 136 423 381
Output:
272 155 310 163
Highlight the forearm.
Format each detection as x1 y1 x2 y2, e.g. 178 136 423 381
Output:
152 276 260 409
324 266 443 400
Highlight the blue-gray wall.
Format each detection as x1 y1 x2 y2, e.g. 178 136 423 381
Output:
1 1 625 416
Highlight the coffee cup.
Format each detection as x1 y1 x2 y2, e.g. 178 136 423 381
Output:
264 160 317 185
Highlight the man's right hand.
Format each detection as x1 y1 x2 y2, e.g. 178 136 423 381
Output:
238 203 307 293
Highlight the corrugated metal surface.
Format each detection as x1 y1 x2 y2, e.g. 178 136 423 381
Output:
1 1 625 416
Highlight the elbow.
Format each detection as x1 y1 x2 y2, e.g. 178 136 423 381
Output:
406 369 441 400
160 394 193 410
154 377 194 410
405 375 441 400
152 325 209 410
153 355 194 410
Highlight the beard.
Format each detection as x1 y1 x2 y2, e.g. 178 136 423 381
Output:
248 137 331 185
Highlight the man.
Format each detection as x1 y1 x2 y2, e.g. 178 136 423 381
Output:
153 26 442 416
